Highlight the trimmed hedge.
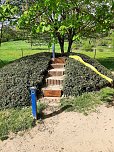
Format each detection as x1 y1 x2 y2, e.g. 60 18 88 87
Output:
63 53 114 97
0 52 51 109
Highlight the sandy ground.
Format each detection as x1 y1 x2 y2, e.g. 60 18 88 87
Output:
0 105 114 152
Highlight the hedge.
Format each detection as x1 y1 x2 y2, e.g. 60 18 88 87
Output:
0 52 51 109
63 53 114 97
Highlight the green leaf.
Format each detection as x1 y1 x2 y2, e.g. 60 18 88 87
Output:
73 35 80 41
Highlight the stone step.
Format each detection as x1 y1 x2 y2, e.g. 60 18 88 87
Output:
51 57 66 64
40 98 60 115
40 97 61 102
46 76 64 85
48 68 65 76
50 63 65 69
42 85 63 97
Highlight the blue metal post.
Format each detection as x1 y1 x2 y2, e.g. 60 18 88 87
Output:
30 87 37 119
52 43 55 59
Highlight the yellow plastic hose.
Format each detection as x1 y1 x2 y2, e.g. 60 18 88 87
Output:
69 55 113 84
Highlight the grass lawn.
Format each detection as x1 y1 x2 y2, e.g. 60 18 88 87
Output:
0 40 49 67
0 40 114 70
74 49 114 71
0 40 68 68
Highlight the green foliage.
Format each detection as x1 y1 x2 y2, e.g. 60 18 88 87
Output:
37 102 47 115
0 107 33 141
61 87 114 115
82 39 94 51
0 3 17 22
0 52 51 109
18 0 114 53
110 31 114 51
27 32 51 47
63 53 114 97
98 39 109 47
0 26 26 42
98 87 114 103
0 1 18 46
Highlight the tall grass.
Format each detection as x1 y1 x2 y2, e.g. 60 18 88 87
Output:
61 87 114 115
0 107 33 140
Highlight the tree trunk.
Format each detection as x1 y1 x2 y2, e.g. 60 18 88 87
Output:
30 35 33 49
93 39 96 59
57 35 64 54
67 28 75 53
94 48 96 59
67 39 73 53
0 22 3 47
26 0 29 10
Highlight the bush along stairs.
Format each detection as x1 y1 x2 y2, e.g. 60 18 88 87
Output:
41 57 66 114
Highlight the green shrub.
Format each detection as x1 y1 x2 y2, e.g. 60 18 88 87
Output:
98 40 108 46
82 40 93 51
0 52 51 109
1 26 26 42
63 53 114 97
111 31 114 51
37 102 47 115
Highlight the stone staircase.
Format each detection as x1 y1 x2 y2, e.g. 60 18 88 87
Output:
40 57 66 114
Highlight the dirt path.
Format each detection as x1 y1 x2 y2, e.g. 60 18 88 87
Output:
0 105 114 152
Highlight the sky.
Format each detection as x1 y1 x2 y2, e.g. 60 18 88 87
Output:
0 0 5 4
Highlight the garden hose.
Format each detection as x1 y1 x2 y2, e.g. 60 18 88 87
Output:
69 55 113 84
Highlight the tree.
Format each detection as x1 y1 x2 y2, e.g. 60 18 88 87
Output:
8 0 36 13
0 1 17 46
18 0 114 54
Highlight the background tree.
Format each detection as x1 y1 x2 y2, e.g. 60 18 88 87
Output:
0 1 17 46
18 0 114 53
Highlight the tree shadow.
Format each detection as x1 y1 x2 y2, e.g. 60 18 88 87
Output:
98 57 114 71
38 105 72 120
